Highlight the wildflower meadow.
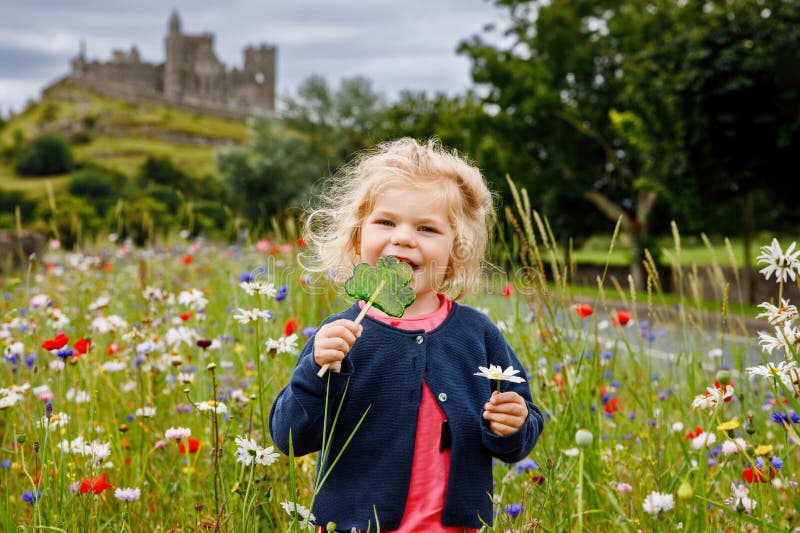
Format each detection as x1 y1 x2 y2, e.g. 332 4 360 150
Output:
1 205 799 532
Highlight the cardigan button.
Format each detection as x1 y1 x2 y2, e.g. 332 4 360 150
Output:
416 335 424 344
438 392 447 402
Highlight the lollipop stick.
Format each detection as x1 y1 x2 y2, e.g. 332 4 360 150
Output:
317 280 385 378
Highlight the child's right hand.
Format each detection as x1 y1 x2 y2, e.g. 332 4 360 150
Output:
313 319 363 373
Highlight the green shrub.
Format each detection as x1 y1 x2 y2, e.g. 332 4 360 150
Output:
70 130 92 145
16 134 73 176
0 188 36 220
68 167 126 216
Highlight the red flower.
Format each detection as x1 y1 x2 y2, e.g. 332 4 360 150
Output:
573 303 593 319
42 333 69 351
742 466 774 483
73 338 92 356
684 426 704 440
502 283 515 297
180 312 193 322
295 237 307 248
79 472 114 494
179 438 200 454
106 343 119 356
604 397 620 414
102 262 113 272
612 310 631 327
181 254 194 265
284 317 300 337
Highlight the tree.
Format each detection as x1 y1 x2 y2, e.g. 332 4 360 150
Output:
675 0 800 301
16 134 73 176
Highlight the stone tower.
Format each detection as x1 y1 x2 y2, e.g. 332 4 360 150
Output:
164 11 182 99
243 45 276 112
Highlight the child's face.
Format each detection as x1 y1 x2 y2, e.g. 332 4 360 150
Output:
359 184 454 315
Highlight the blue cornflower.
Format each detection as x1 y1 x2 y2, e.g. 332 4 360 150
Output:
22 490 42 504
0 460 11 469
239 272 255 283
24 354 37 369
553 363 563 372
707 445 722 458
771 456 783 470
754 457 764 470
601 351 613 360
55 348 74 360
126 414 135 422
504 503 523 518
274 284 289 302
603 369 612 379
611 380 622 388
515 458 538 473
651 373 660 382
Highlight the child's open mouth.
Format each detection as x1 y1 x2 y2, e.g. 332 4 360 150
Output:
392 256 419 270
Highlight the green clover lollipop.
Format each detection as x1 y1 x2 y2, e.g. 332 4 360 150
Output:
317 256 416 377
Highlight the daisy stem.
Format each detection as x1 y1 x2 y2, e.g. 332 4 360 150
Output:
577 448 584 532
210 367 220 518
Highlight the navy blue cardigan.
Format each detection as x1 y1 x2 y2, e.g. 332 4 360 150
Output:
269 302 544 530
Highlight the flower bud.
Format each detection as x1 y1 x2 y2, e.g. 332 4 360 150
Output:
326 522 337 532
15 433 26 444
575 429 593 449
206 362 217 372
716 369 732 386
677 480 693 500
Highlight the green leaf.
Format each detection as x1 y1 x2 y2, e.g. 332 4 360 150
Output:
344 256 416 317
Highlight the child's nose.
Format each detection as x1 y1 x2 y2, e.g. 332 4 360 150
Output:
390 226 416 246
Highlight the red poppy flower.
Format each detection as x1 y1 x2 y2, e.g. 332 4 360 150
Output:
284 317 300 337
684 426 704 440
106 343 119 356
180 312 193 322
181 254 193 265
612 310 631 327
103 262 113 272
573 303 593 319
502 283 515 297
604 397 620 414
179 438 200 454
73 338 92 356
42 333 69 351
79 472 114 494
295 237 307 248
742 466 774 483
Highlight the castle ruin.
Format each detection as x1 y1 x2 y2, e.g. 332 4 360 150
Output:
66 11 276 119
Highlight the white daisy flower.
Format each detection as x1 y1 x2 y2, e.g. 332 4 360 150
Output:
757 239 800 283
756 299 798 326
720 438 746 455
177 289 208 311
135 406 156 418
196 400 228 414
643 491 674 515
265 334 299 355
240 281 277 297
232 308 273 324
473 364 526 384
165 427 191 440
691 431 716 450
280 501 315 528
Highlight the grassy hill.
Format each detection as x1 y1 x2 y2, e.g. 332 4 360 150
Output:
0 81 249 197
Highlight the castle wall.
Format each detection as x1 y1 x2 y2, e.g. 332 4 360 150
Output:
74 61 163 93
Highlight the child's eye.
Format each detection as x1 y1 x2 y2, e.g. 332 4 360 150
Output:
375 219 394 227
418 226 437 233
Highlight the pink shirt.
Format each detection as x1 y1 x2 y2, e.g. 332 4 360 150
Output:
360 295 478 533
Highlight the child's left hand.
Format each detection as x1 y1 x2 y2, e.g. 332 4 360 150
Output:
483 391 529 436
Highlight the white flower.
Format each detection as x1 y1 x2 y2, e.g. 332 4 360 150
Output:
234 435 280 466
691 431 716 450
41 412 69 430
165 326 198 349
29 294 52 309
720 438 746 455
135 406 156 418
46 308 70 330
746 360 797 383
177 289 208 311
757 239 800 283
91 315 128 334
4 341 25 358
232 308 273 324
691 383 733 411
66 388 91 404
231 389 250 403
0 392 24 409
280 501 315 528
671 422 684 433
707 348 723 358
642 491 675 515
114 487 141 502
165 427 191 440
725 483 756 513
178 372 195 384
240 281 277 297
265 334 299 355
473 364 526 384
102 360 127 372
756 299 798 326
196 400 228 414
563 447 579 457
88 295 110 312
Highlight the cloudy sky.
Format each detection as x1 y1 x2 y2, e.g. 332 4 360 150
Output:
0 0 508 114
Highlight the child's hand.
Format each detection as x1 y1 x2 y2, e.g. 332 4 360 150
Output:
483 391 529 436
313 319 362 373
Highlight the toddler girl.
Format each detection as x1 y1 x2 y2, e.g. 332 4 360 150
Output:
269 138 544 532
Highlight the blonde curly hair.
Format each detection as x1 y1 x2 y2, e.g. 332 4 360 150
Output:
302 138 494 299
